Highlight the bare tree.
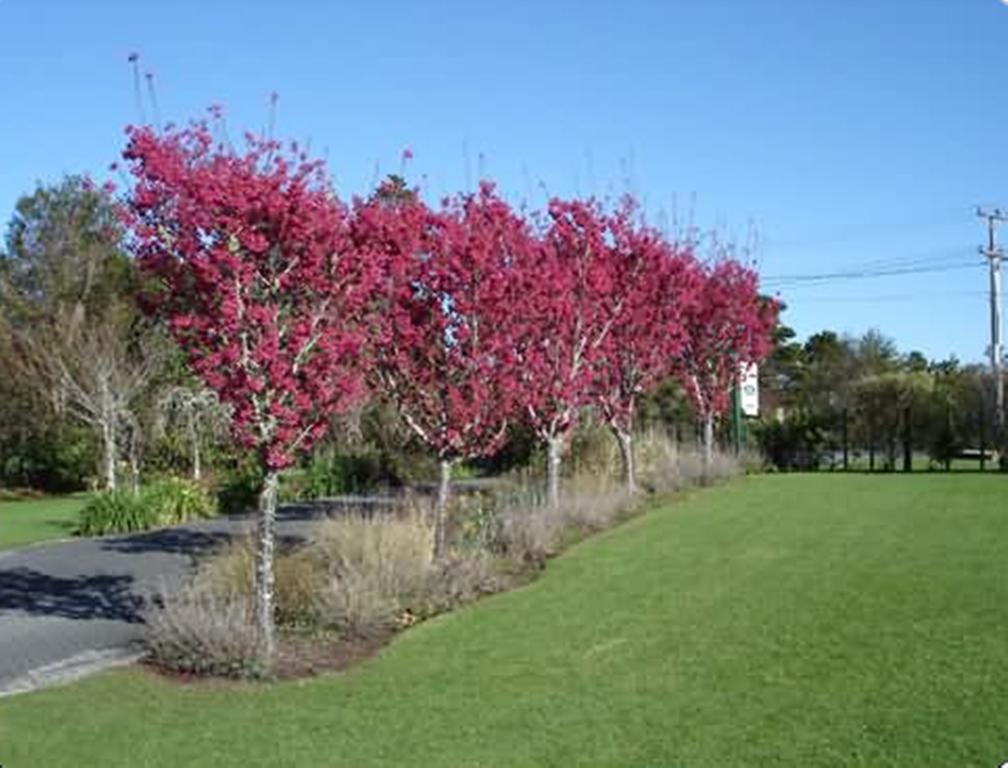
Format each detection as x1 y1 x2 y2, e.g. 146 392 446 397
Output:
12 307 162 490
156 386 230 481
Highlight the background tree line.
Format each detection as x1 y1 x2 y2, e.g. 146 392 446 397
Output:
0 176 718 498
755 321 1001 471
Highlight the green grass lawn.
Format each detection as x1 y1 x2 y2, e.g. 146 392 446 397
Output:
0 493 88 550
2 474 1007 766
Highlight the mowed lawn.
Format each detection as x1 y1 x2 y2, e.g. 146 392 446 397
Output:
0 494 87 550
2 474 1007 767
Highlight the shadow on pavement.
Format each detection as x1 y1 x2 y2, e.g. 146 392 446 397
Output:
0 567 143 622
98 528 236 557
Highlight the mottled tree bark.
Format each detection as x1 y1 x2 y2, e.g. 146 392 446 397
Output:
254 470 279 660
546 435 563 508
101 418 117 491
433 458 452 560
702 412 714 482
614 427 636 495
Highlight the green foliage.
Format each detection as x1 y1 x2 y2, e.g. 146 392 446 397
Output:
142 477 217 526
2 175 133 322
215 462 263 515
752 412 831 471
279 447 400 504
77 478 217 536
756 323 1000 471
76 491 149 536
302 449 390 497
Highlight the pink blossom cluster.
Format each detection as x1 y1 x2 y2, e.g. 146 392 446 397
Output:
121 117 778 471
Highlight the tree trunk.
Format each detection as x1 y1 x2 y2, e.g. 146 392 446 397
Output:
254 470 279 662
702 412 714 483
614 427 636 494
868 423 875 472
546 435 562 508
190 412 202 481
128 418 141 496
979 403 987 471
192 434 202 481
433 458 451 560
902 405 912 473
102 419 117 491
129 446 140 496
842 408 849 471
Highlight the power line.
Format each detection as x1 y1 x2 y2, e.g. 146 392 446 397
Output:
777 290 987 303
762 259 982 287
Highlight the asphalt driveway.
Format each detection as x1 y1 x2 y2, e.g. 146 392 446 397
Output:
0 498 399 695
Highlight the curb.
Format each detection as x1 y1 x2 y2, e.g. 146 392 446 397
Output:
0 648 143 698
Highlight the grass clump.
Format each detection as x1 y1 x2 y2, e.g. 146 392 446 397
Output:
76 478 217 537
77 491 149 536
147 509 505 675
143 584 264 679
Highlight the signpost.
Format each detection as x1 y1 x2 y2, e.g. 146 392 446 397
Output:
731 363 759 455
739 362 759 417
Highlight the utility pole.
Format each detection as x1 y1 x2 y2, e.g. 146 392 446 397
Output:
977 207 1006 466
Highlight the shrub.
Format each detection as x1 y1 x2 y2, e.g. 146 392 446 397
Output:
302 449 392 498
751 413 829 471
77 478 218 536
195 539 325 629
491 476 632 565
189 505 506 645
494 492 564 564
216 464 263 515
635 431 742 492
143 584 265 678
143 477 218 526
307 513 436 636
77 491 149 536
568 420 619 477
416 550 504 616
275 450 399 504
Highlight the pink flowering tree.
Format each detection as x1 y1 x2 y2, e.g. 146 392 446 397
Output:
519 198 628 507
122 117 376 658
353 180 533 557
589 210 702 493
676 259 778 473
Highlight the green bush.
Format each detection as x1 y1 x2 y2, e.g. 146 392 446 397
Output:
77 478 217 536
77 491 149 536
293 449 394 501
216 464 263 515
143 477 218 526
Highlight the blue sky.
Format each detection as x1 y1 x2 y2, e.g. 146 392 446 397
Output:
1 0 1006 362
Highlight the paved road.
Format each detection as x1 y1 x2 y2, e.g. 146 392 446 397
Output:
0 497 408 695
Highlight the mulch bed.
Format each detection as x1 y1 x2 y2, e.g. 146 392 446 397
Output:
272 630 394 680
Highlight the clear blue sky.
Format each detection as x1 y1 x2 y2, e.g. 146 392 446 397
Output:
2 0 1006 363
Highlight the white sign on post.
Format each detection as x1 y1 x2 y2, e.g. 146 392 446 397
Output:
739 363 759 417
